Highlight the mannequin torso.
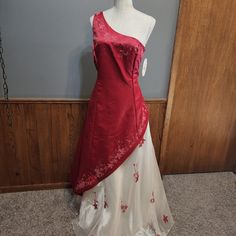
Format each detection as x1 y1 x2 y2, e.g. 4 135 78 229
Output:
90 0 156 77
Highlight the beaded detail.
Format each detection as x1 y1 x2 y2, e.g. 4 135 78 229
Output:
120 200 128 213
150 191 155 203
92 11 145 77
133 163 139 182
139 137 146 147
92 191 98 209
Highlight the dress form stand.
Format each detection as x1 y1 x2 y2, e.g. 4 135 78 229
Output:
90 0 156 77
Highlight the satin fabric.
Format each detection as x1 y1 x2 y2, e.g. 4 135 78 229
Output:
71 122 175 235
70 11 149 195
70 10 175 235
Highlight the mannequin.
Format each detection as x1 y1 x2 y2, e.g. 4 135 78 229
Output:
90 0 156 77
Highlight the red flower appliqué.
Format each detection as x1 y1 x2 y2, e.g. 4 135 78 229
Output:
163 214 169 224
121 200 128 213
139 137 146 147
150 191 155 203
133 163 139 182
93 192 98 209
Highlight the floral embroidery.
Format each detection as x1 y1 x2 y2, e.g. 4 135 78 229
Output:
75 104 149 193
92 192 98 209
93 11 141 76
118 45 129 56
139 137 146 147
116 44 136 60
120 200 128 213
133 163 139 182
104 193 108 208
150 191 155 203
163 214 169 224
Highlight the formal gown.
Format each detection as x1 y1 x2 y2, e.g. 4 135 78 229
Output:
69 10 175 236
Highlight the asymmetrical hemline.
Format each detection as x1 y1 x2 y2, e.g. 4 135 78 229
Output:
73 116 149 196
69 10 175 235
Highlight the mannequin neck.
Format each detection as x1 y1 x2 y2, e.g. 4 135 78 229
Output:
114 0 134 10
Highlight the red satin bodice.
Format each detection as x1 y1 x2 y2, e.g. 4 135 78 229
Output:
70 11 149 196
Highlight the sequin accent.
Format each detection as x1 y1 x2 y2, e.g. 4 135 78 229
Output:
150 191 155 203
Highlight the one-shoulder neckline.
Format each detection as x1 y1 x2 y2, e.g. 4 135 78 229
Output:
100 11 146 51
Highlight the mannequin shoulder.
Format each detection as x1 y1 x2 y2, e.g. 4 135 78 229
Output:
147 16 156 38
89 14 95 27
148 15 156 31
135 11 156 42
135 10 156 27
89 10 103 27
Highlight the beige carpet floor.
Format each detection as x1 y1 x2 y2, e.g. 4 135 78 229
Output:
0 171 235 236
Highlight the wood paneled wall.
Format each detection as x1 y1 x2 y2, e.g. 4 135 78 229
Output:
159 0 236 174
0 99 166 193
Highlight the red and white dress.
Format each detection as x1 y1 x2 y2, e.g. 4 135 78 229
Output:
69 11 175 236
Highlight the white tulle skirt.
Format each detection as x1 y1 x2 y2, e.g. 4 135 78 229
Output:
70 121 175 236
